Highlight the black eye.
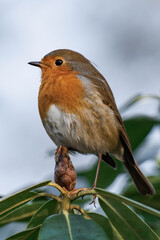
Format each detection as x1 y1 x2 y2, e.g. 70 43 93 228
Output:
55 59 63 66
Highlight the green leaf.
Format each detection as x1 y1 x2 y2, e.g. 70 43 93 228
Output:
95 188 160 218
0 201 44 225
124 115 160 151
38 213 108 240
120 94 160 113
27 199 59 228
99 197 159 240
88 212 123 240
137 211 160 236
78 159 123 189
0 191 38 219
6 226 40 240
0 181 50 219
123 176 160 210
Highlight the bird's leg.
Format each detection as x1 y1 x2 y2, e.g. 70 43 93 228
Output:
89 153 102 207
91 153 102 189
69 154 103 207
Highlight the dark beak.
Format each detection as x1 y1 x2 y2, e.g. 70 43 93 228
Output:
28 61 46 68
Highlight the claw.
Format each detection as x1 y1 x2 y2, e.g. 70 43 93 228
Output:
89 195 97 208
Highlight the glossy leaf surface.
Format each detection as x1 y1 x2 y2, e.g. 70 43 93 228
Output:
39 213 108 240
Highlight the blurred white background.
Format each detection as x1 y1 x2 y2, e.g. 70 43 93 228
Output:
0 0 160 195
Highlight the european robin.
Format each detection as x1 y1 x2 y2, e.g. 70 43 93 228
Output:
29 49 155 195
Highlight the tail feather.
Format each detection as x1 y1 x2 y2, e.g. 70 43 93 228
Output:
123 161 155 195
120 134 155 196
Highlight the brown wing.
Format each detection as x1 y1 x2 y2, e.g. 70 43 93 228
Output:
84 72 132 152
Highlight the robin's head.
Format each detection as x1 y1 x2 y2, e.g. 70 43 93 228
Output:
28 49 100 77
29 49 99 116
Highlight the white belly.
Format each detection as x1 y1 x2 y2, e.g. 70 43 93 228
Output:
44 104 83 149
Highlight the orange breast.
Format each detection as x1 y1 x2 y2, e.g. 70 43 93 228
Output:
38 68 86 121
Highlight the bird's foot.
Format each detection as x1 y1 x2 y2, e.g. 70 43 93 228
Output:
88 185 97 207
70 186 97 207
89 195 97 208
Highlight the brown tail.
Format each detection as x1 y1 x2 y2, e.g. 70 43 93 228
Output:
120 135 155 196
123 160 155 195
